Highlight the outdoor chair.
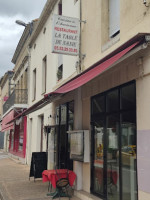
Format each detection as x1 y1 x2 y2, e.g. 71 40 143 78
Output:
55 168 71 200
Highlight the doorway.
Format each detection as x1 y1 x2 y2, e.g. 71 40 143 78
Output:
54 101 74 170
40 115 44 152
91 81 137 200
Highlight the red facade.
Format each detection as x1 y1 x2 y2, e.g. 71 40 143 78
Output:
9 116 27 158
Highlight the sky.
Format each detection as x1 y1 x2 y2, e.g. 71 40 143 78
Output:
0 0 47 78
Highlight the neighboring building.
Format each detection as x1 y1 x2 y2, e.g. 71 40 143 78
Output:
0 71 14 115
0 71 14 151
1 20 37 161
25 0 80 168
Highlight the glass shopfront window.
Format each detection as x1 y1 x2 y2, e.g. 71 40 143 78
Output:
91 81 137 200
19 119 24 151
10 130 14 150
107 114 120 200
121 111 137 200
92 120 105 195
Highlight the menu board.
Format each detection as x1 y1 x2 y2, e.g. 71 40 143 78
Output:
29 152 47 181
70 131 84 161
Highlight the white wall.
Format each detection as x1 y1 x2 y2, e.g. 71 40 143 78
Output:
27 0 80 164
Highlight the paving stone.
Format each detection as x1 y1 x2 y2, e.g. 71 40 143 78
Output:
0 151 80 200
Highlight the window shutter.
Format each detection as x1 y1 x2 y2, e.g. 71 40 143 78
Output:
109 0 120 38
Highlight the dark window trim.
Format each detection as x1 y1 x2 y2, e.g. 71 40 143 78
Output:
90 80 137 200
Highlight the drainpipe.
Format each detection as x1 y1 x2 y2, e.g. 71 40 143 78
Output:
74 0 83 191
79 0 82 73
25 45 31 165
78 0 86 73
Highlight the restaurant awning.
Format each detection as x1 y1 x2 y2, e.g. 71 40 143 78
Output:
45 41 139 97
6 33 148 120
6 94 61 124
1 110 14 132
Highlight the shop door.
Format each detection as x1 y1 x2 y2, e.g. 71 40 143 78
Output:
91 95 107 198
56 102 74 170
91 122 106 198
91 82 137 200
58 124 67 168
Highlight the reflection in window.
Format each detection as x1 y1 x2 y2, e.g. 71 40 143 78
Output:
121 111 137 200
91 81 137 200
92 95 105 114
121 84 136 110
68 101 74 130
57 64 63 81
93 122 104 195
107 114 119 200
61 105 66 125
107 89 119 112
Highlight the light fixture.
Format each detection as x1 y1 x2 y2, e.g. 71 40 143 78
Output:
15 20 27 27
143 0 149 7
15 20 33 35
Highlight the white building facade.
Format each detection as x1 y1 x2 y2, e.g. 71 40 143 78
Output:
26 0 80 167
24 1 150 200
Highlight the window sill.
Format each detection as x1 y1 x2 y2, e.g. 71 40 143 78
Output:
102 33 120 52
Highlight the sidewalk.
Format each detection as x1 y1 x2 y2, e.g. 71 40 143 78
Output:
0 151 80 200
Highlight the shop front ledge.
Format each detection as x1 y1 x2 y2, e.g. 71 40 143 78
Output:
8 153 25 164
74 190 102 200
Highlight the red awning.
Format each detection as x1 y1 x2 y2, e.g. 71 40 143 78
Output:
1 110 14 132
6 38 142 119
45 41 139 97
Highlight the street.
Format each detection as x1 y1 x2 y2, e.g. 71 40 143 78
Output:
0 151 80 200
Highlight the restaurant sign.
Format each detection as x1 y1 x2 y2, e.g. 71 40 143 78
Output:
52 14 80 56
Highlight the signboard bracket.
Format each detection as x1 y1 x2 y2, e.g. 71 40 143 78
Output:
82 54 86 60
79 20 86 24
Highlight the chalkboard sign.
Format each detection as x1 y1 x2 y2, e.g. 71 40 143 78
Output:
29 152 47 181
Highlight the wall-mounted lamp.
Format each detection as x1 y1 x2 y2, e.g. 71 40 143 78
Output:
15 20 33 35
143 0 149 7
16 20 27 27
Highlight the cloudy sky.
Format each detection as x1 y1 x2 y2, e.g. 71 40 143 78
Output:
0 0 47 78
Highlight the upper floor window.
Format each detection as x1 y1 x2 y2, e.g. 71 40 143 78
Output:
57 54 63 81
42 56 47 94
109 0 120 38
24 69 28 89
21 75 23 89
32 68 36 101
57 64 63 81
